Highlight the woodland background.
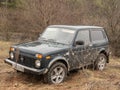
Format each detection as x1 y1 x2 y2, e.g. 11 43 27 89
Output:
0 0 120 57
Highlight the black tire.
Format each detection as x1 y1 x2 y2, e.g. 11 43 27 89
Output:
44 62 67 84
95 54 107 71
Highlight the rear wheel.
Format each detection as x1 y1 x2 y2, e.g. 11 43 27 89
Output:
44 62 67 84
95 54 107 71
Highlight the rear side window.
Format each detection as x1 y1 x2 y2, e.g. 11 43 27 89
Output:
91 30 105 42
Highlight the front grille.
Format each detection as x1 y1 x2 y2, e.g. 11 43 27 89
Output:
10 48 36 68
11 51 35 68
17 55 35 68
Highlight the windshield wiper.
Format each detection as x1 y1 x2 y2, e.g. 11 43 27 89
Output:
40 38 56 43
38 37 46 40
54 41 68 45
46 39 56 42
39 38 68 45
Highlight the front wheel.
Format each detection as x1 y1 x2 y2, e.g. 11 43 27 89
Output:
44 62 67 84
95 54 107 71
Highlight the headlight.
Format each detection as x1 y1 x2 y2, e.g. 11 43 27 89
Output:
10 52 14 59
35 60 41 68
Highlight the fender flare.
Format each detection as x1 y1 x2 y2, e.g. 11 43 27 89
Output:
47 56 70 71
99 48 106 54
98 48 109 62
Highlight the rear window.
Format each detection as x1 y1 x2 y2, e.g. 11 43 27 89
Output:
91 30 105 41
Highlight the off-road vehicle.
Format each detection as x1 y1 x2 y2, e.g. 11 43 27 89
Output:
5 25 109 84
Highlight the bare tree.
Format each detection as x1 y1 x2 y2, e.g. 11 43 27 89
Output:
0 0 120 56
99 0 120 56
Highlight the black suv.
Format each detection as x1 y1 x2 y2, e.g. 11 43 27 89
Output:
5 25 109 84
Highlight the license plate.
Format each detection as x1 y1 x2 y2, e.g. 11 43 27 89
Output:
12 64 24 72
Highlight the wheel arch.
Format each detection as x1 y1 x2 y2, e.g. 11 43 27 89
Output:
99 49 109 63
47 56 70 72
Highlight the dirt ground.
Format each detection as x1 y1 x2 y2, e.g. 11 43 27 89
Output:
0 41 120 90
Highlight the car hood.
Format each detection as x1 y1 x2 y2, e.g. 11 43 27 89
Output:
15 41 69 55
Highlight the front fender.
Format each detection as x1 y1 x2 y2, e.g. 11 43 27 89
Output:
47 56 70 71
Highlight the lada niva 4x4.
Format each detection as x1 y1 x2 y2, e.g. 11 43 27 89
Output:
5 25 109 84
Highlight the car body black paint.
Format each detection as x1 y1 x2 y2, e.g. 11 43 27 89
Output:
5 25 109 75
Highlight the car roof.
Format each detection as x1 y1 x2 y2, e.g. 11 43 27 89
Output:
48 25 103 30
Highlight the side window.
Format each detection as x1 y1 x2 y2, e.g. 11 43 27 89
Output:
91 30 105 42
75 30 90 45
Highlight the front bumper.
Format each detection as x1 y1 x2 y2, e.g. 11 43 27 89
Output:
4 58 48 75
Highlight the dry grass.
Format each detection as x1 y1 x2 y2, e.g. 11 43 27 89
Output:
0 41 13 58
0 41 120 90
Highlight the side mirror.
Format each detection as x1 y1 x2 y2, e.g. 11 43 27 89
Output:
76 40 84 45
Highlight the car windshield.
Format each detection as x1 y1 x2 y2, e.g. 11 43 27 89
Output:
39 28 76 45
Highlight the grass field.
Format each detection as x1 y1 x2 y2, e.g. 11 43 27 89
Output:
0 41 120 90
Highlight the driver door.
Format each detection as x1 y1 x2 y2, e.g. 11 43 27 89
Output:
70 29 93 69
